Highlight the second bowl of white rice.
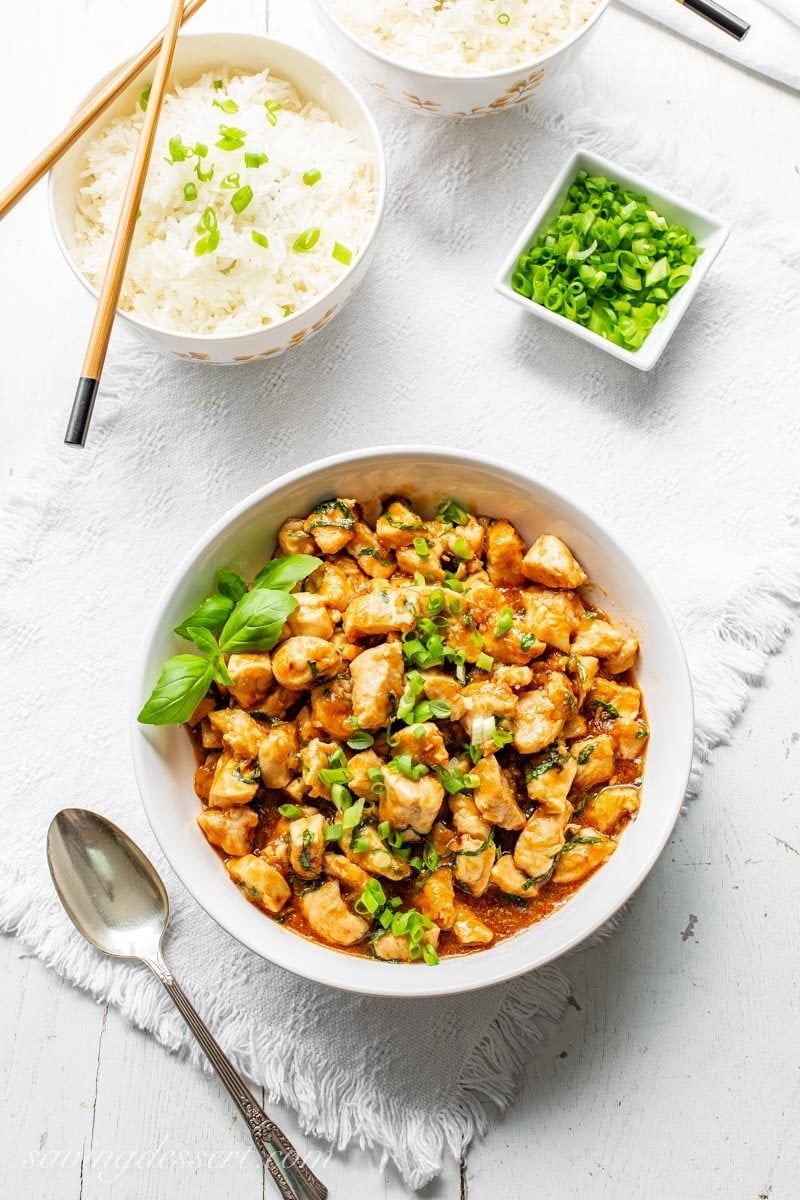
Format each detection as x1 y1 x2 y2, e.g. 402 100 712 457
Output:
50 33 386 365
310 0 612 118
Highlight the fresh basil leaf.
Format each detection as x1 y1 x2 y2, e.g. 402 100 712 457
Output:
219 588 297 653
184 625 220 657
216 568 247 603
174 593 234 639
137 655 214 725
252 554 321 592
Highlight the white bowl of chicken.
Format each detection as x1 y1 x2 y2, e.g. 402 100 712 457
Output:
132 447 693 997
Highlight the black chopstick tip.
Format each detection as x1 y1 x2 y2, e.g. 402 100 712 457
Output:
65 376 100 447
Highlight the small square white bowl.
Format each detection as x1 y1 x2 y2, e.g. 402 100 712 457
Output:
495 148 730 371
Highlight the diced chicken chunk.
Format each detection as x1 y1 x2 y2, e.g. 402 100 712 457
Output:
209 751 260 807
288 813 325 879
310 675 354 740
375 499 428 548
473 756 526 831
523 587 581 652
571 617 626 658
461 677 517 741
522 535 587 589
277 517 316 556
513 673 575 754
187 697 215 727
613 719 649 760
525 746 577 814
570 735 615 791
514 810 570 881
287 594 334 641
323 852 370 893
580 785 640 833
453 835 495 896
298 738 340 800
449 793 491 841
226 855 290 913
421 671 466 720
197 806 258 856
194 754 218 802
257 722 299 789
347 520 395 578
272 636 340 690
552 829 617 883
416 867 457 930
491 854 537 897
486 519 527 587
604 635 639 674
372 924 440 962
350 642 404 728
300 880 369 946
442 515 484 560
567 655 599 708
452 904 494 945
379 771 445 836
346 749 385 797
587 677 641 721
343 584 418 639
395 542 445 580
225 653 273 709
304 498 356 555
208 708 265 760
342 825 411 881
391 722 449 768
307 562 354 611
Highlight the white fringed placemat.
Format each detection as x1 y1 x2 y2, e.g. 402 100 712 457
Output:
2 16 800 1187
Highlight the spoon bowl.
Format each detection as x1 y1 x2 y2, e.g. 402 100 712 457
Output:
47 808 168 959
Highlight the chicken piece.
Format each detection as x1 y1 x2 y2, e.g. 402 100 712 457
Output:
346 749 385 798
350 642 404 728
209 751 260 807
525 746 577 815
261 821 291 870
200 718 223 749
580 785 640 833
514 810 570 881
298 738 340 801
300 880 369 946
512 673 575 754
307 562 354 611
343 583 418 639
571 617 626 658
346 520 395 579
197 806 258 856
329 630 361 665
442 515 484 560
452 904 494 945
287 594 335 641
604 635 639 675
391 723 449 768
395 542 445 581
222 653 273 709
552 829 616 883
473 757 526 831
277 517 316 556
375 499 428 548
491 854 537 897
342 825 411 881
587 677 641 721
522 535 587 589
570 735 615 790
272 636 341 691
453 835 495 897
563 714 588 740
371 924 440 962
449 793 491 841
494 664 534 691
187 696 215 727
323 852 370 893
416 866 457 930
226 855 290 913
310 675 354 740
613 719 649 760
303 498 356 555
460 677 517 741
257 722 299 789
194 754 218 802
252 684 296 720
288 813 325 879
379 771 445 836
208 708 265 760
421 671 466 720
485 519 527 587
523 587 581 653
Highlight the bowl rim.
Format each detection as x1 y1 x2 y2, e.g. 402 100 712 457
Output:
130 445 695 998
494 146 731 371
310 0 613 82
48 31 387 345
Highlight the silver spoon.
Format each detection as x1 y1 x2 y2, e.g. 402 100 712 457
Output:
46 807 327 1200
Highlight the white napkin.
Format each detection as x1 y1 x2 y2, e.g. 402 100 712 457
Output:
2 53 800 1192
619 0 800 90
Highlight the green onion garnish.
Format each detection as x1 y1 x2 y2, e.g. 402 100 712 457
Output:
413 537 430 557
183 182 197 201
194 206 219 256
230 185 253 214
195 160 214 183
139 86 151 112
332 242 353 266
475 652 494 672
216 124 246 151
195 142 208 158
165 135 192 164
519 632 536 651
452 536 471 560
324 823 342 842
278 803 303 819
293 227 321 253
264 99 282 125
213 97 239 114
347 730 374 750
342 797 365 830
494 606 514 637
510 170 702 352
220 172 241 190
437 499 469 525
213 79 224 90
251 230 269 249
245 151 268 168
498 11 510 23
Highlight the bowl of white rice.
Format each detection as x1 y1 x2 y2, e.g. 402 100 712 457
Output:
50 33 386 364
310 0 611 118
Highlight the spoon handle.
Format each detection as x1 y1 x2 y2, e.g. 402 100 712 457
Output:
144 955 327 1200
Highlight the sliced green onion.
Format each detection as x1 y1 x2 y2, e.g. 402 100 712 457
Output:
351 836 370 854
303 168 322 186
251 230 269 249
278 803 303 819
342 797 365 830
293 227 321 253
213 79 223 90
452 536 471 560
195 159 214 183
324 823 343 841
183 181 197 201
230 185 253 214
347 730 374 750
332 241 353 266
194 142 208 158
213 97 239 114
165 134 192 164
220 172 241 190
194 206 219 256
264 99 282 125
245 151 268 168
139 86 151 112
475 652 494 672
216 124 246 151
494 606 514 637
413 537 430 557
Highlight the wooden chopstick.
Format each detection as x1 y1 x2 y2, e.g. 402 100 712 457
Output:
64 0 194 448
0 0 206 222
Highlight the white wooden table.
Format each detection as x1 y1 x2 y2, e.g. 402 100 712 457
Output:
2 2 799 1197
